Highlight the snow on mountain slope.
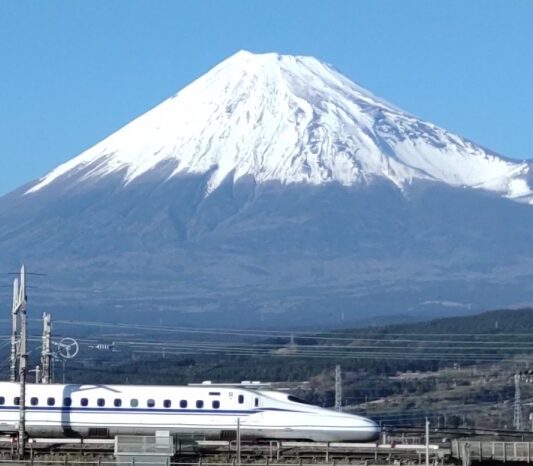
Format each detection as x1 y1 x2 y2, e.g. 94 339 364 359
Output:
26 50 531 200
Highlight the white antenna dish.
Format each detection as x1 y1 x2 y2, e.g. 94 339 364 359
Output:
56 337 79 359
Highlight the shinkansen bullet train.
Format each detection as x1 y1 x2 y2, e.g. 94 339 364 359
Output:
0 382 380 442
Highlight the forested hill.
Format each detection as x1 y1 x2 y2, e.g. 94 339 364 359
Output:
335 307 533 338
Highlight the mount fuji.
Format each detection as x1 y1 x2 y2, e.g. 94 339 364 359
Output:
1 50 533 328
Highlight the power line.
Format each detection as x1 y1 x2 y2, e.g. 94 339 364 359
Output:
52 319 533 342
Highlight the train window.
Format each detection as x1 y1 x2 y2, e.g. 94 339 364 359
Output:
147 399 155 408
81 398 88 407
196 400 204 409
130 399 138 408
114 399 122 407
238 395 244 404
163 400 171 408
30 397 38 406
64 397 72 407
254 397 259 407
180 400 187 408
287 395 313 405
0 397 4 405
47 397 55 406
212 400 220 409
14 397 20 406
97 398 105 407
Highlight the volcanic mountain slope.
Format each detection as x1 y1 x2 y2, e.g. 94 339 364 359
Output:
25 51 532 199
1 50 533 328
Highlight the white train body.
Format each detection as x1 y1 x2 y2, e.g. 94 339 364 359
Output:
0 382 379 442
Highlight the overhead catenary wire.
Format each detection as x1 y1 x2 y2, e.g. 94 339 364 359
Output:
3 318 533 369
12 335 533 358
51 319 533 342
3 333 533 363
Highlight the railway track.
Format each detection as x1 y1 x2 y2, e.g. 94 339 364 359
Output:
0 437 449 464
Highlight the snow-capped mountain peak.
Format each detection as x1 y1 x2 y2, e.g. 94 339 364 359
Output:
26 50 531 201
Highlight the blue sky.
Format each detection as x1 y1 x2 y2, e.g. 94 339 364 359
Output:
1 0 532 196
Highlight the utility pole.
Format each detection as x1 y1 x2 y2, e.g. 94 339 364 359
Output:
425 417 430 466
40 313 52 384
514 373 523 431
334 365 342 411
15 265 28 458
236 417 241 466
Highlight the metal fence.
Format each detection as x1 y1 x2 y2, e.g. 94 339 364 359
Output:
451 440 533 464
0 461 404 466
115 435 175 456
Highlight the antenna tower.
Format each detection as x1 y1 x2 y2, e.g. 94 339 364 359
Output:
41 313 52 384
10 277 20 381
514 373 523 430
12 265 28 457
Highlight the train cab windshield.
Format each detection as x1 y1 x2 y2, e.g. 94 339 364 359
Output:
287 395 313 405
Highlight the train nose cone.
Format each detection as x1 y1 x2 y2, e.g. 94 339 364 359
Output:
368 420 381 442
360 419 381 442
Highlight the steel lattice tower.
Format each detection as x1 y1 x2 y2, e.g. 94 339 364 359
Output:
334 365 342 411
41 313 52 384
514 373 523 431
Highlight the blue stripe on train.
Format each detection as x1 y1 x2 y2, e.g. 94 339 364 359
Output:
0 406 297 414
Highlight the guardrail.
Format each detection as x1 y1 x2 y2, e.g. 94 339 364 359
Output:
451 440 533 465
